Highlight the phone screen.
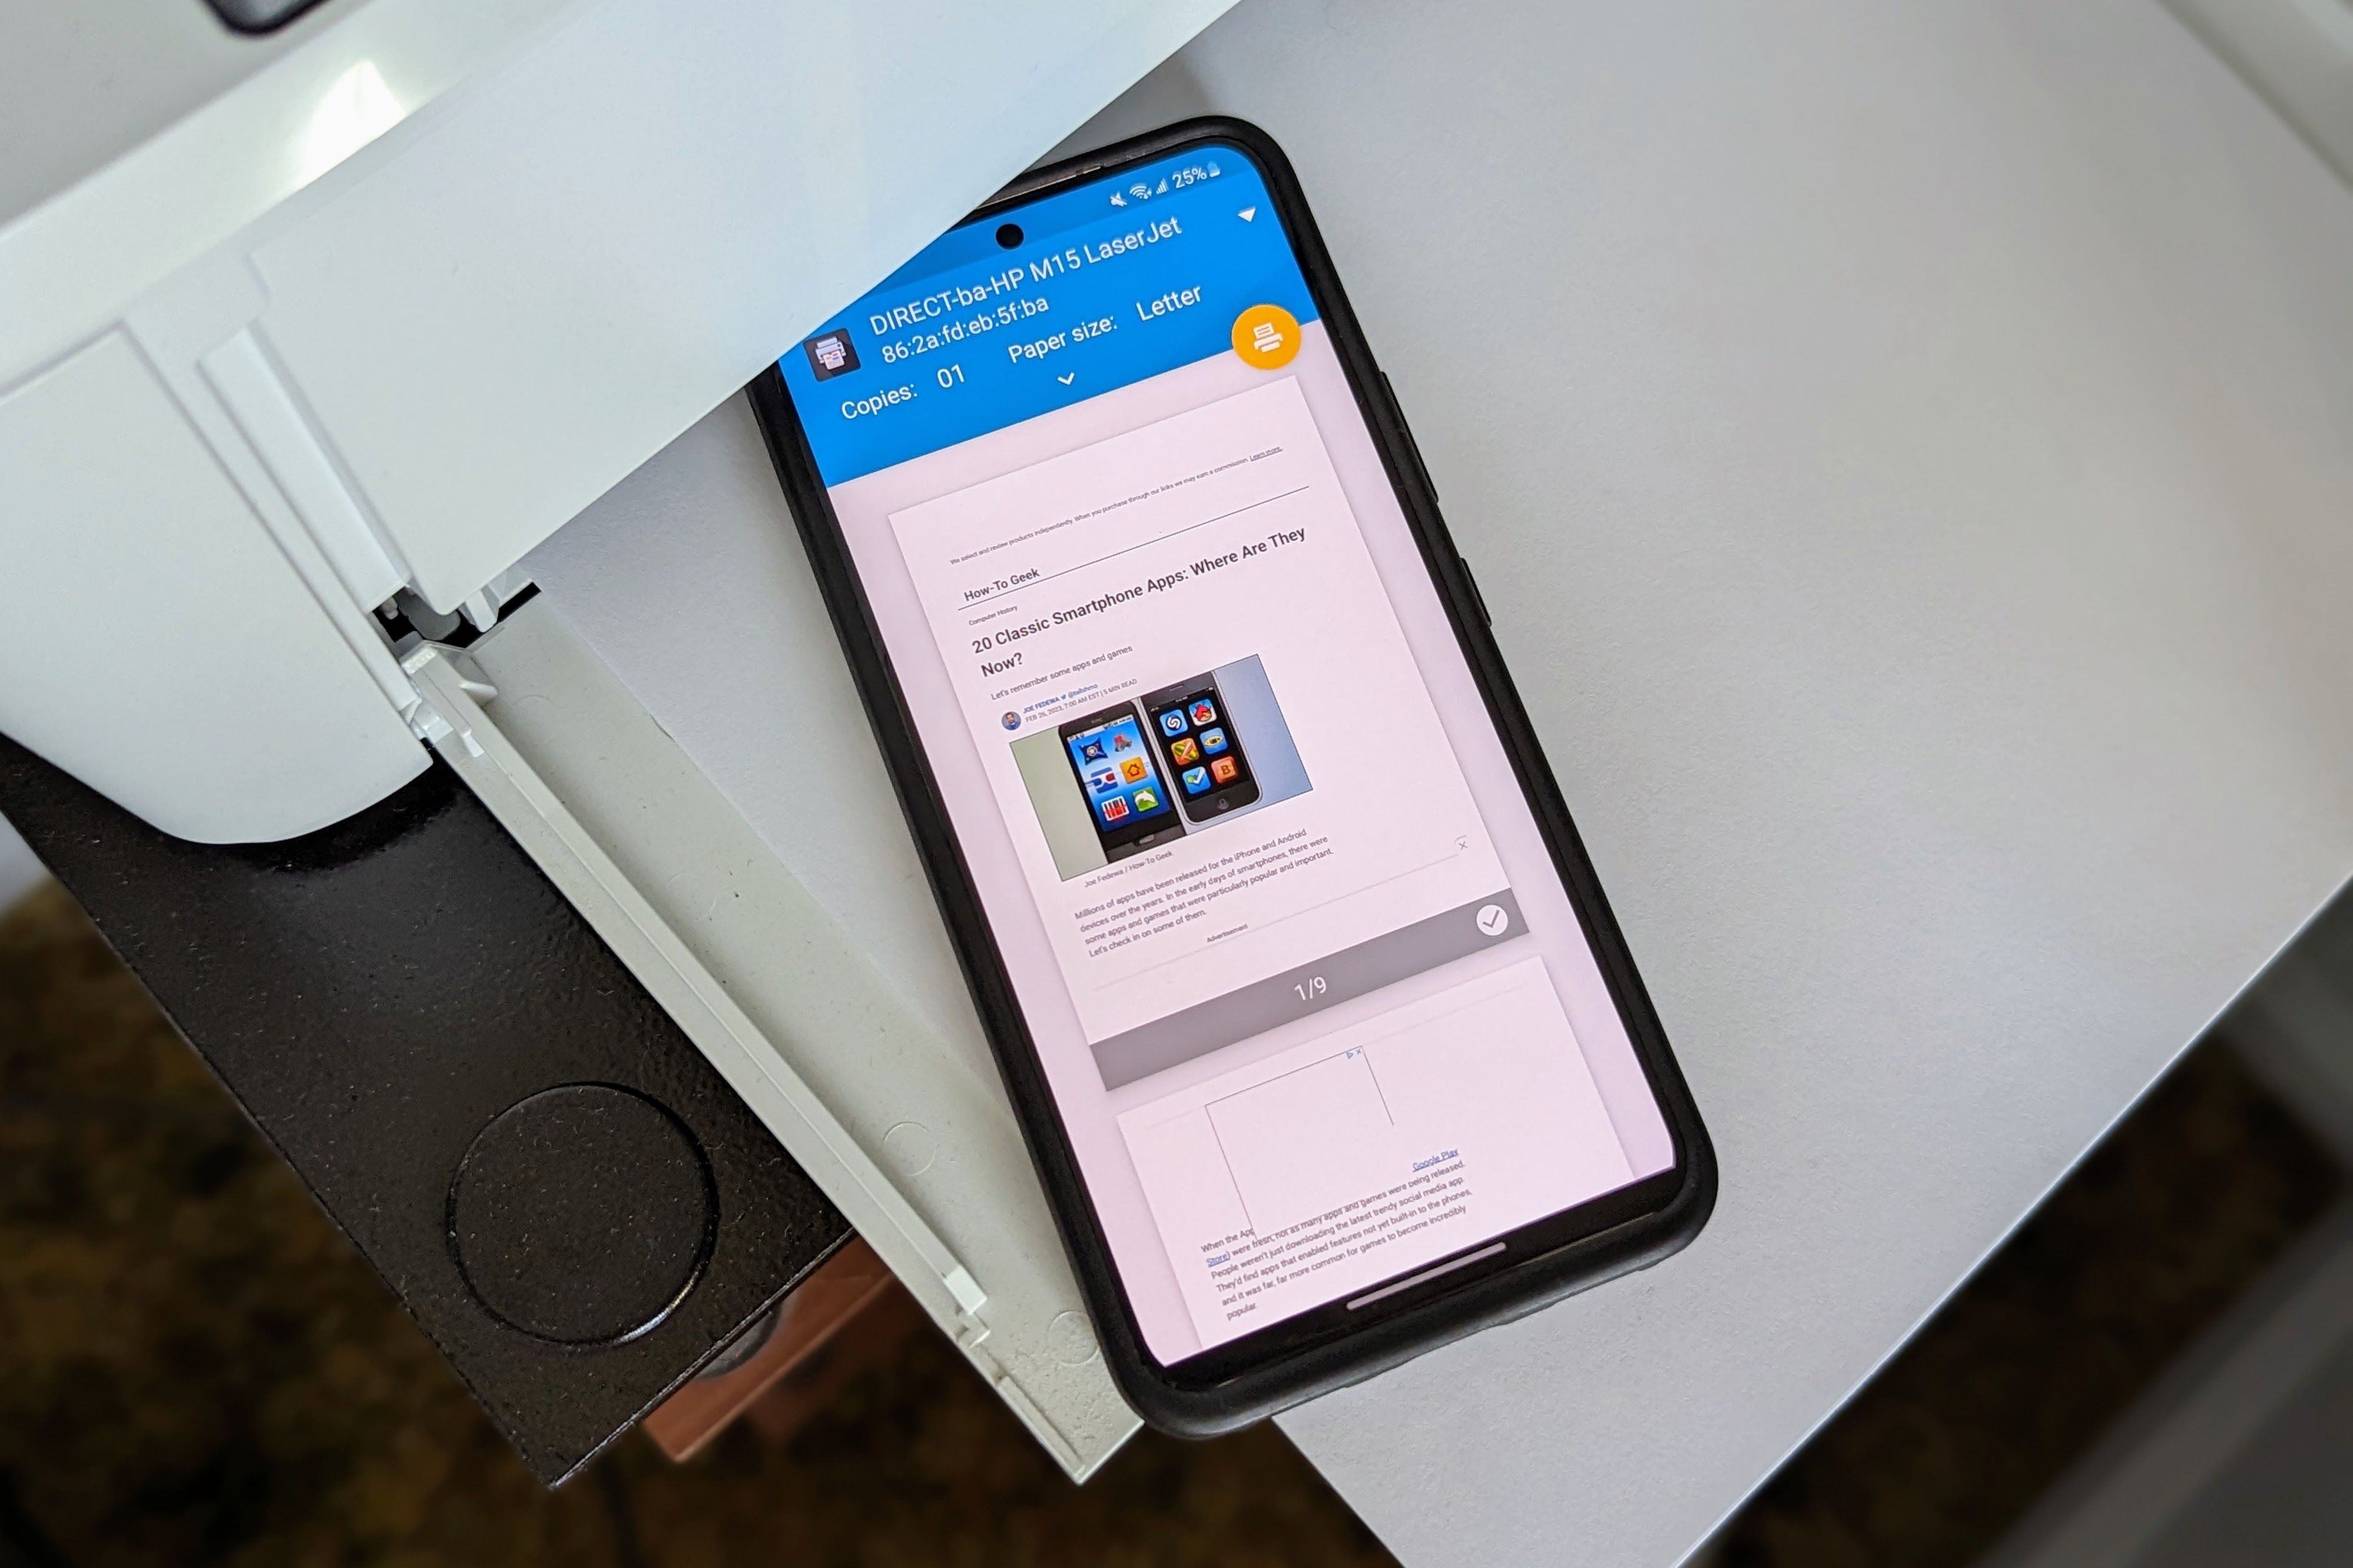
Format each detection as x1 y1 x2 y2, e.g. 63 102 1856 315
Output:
1141 676 1258 821
1062 704 1185 858
774 140 1676 1367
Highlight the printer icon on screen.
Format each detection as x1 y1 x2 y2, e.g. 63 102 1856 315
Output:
803 329 860 379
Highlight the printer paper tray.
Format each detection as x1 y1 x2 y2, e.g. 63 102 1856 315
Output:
411 590 1138 1479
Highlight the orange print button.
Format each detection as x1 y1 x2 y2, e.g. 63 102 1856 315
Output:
1231 303 1301 370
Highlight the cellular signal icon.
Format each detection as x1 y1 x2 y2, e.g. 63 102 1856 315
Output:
1129 183 1151 201
1155 177 1169 194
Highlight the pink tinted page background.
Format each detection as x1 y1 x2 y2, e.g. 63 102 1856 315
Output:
827 324 1673 1361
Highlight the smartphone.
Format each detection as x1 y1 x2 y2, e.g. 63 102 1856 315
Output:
1141 674 1259 821
1062 701 1188 858
751 118 1712 1435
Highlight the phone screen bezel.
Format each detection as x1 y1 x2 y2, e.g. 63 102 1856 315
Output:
748 117 1714 1436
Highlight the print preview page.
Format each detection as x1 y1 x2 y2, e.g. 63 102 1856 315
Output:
883 373 1638 1345
887 376 1507 1060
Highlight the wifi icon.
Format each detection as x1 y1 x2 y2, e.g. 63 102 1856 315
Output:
1129 183 1151 200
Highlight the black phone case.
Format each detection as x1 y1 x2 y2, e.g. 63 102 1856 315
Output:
748 117 1715 1437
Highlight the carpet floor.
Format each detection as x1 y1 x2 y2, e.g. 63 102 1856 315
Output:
0 878 2337 1566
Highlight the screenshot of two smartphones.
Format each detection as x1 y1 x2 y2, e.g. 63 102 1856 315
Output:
1061 675 1258 860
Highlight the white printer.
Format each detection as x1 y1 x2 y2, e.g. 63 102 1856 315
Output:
1 0 1238 1480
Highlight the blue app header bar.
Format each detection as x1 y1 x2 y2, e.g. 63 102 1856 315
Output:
780 144 1321 486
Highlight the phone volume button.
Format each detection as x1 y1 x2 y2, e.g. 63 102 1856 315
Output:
1459 555 1494 628
1378 372 1439 504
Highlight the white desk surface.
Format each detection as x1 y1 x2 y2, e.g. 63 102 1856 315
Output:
1069 2 2353 1563
536 1 2353 1563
